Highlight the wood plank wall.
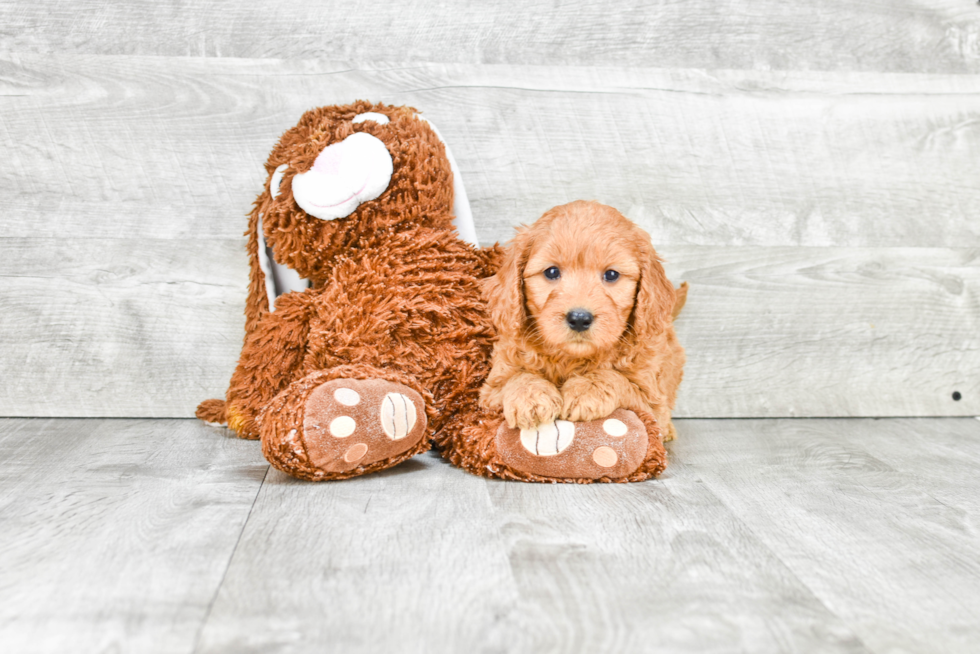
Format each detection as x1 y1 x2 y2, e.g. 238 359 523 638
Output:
1 2 978 418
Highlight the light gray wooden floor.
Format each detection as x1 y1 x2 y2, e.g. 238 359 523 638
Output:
3 416 979 654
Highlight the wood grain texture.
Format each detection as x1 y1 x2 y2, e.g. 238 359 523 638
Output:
668 246 980 418
483 470 868 653
850 417 980 516
1 1 978 73
196 450 867 654
672 418 980 654
0 418 268 654
0 238 248 417
194 455 522 654
1 56 978 247
4 417 980 653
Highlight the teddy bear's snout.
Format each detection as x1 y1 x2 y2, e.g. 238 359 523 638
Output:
291 132 393 221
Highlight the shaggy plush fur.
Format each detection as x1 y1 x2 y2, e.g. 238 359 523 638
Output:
197 101 500 480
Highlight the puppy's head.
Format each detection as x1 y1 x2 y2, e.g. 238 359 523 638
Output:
485 200 675 359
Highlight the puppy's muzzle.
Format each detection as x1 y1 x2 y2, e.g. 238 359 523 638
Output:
566 309 594 332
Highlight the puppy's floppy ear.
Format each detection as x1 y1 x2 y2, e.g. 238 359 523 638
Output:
628 241 677 343
482 225 533 338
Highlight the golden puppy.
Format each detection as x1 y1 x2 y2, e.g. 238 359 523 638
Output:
479 200 686 441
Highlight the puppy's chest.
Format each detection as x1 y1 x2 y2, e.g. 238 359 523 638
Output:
531 356 613 386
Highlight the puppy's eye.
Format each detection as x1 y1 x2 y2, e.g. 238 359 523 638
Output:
544 266 561 280
270 164 288 199
603 270 620 282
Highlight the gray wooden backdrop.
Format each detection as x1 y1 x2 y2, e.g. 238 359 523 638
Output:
1 1 978 418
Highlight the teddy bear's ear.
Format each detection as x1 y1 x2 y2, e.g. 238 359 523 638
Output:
245 206 310 328
416 115 478 247
256 214 310 307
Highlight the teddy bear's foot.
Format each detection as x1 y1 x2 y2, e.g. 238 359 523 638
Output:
495 408 651 481
262 375 428 481
301 378 426 473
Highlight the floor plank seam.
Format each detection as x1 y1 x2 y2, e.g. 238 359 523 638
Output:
679 467 876 652
190 463 270 654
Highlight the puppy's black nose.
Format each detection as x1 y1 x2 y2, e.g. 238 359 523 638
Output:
566 309 594 332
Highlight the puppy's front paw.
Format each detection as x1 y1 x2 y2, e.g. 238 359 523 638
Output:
561 375 619 423
503 380 563 430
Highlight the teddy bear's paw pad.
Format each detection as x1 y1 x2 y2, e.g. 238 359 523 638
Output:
519 420 575 456
301 378 426 474
496 409 648 481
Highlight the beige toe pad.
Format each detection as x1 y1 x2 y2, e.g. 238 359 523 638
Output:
301 378 426 474
495 408 648 480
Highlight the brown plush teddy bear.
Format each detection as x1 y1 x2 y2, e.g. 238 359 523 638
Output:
198 101 671 483
196 101 498 480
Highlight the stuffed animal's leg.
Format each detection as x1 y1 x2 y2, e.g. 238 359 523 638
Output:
449 407 666 483
211 293 314 439
628 409 670 480
260 365 433 481
653 408 678 442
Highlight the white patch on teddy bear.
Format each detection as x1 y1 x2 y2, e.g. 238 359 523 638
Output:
292 132 393 222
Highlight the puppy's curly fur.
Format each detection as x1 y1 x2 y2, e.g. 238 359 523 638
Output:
479 200 686 440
